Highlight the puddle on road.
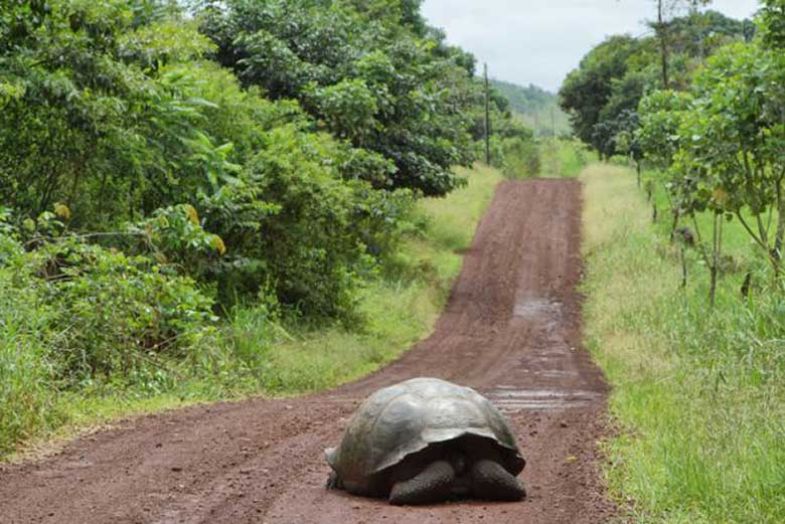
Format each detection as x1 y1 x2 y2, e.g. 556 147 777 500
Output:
513 298 562 319
502 298 595 411
532 369 579 378
488 387 602 412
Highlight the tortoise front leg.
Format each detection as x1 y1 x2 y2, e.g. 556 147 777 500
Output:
389 461 455 505
326 471 343 490
470 459 525 501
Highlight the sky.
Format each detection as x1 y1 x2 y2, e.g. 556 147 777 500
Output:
421 0 761 92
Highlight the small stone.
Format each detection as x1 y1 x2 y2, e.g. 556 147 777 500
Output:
171 466 183 472
560 421 568 428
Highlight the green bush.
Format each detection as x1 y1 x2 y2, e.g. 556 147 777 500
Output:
204 126 400 319
126 203 228 278
1 225 217 386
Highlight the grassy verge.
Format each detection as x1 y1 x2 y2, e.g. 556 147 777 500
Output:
581 164 785 523
2 164 504 460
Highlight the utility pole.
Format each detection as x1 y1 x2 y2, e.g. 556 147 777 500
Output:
484 63 491 165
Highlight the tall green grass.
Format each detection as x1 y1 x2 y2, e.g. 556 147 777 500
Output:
0 273 62 456
581 164 785 523
0 164 504 458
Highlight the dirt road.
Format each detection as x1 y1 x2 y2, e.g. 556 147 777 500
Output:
0 179 615 523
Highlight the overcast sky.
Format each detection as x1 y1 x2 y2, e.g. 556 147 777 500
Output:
421 0 761 92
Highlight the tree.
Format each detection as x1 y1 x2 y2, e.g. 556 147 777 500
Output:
637 89 692 219
672 42 785 281
761 0 785 49
648 0 712 88
562 6 748 156
559 35 640 155
0 0 225 223
198 0 478 196
637 90 692 170
595 69 657 160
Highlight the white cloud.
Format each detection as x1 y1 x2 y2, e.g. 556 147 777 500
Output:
421 0 761 92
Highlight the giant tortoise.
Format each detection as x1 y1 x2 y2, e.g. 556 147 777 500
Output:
325 377 526 505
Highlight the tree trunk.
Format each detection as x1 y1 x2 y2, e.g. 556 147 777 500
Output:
680 246 688 288
636 160 642 188
670 208 680 236
657 0 670 89
709 214 723 307
773 176 785 278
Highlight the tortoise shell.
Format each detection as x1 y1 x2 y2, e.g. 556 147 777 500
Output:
326 377 525 494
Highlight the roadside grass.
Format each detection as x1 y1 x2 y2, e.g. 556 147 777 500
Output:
581 164 785 523
1 164 504 459
0 274 63 456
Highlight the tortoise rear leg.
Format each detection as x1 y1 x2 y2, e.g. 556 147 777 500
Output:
389 461 455 505
470 459 525 501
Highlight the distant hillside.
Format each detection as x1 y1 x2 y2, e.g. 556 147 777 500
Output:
491 79 571 136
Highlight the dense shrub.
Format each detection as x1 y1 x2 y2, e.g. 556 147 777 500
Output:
203 131 415 318
0 1 438 318
0 221 217 385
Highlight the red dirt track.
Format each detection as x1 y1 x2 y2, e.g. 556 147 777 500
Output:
0 179 616 523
